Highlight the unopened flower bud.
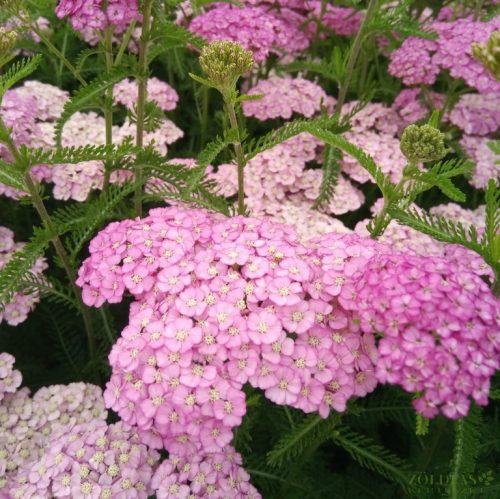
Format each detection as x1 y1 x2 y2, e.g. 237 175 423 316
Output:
472 31 500 81
199 41 254 92
0 28 17 53
400 124 448 163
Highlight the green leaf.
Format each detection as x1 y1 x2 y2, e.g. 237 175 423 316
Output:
151 21 205 53
331 427 412 488
22 141 136 169
267 414 340 468
449 407 483 499
54 65 136 145
484 179 500 264
0 227 52 308
188 72 216 89
0 55 43 102
312 145 341 210
0 159 27 192
236 93 265 103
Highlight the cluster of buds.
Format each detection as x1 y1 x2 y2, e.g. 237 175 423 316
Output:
472 30 500 81
400 124 448 163
197 41 254 96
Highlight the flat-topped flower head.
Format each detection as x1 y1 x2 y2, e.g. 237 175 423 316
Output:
199 41 254 92
400 124 448 163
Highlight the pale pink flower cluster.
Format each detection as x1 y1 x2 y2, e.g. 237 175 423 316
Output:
77 206 499 440
209 133 363 223
0 367 107 494
188 5 310 62
0 353 22 402
152 445 261 498
0 227 47 326
0 82 183 202
77 207 381 457
113 78 179 112
242 76 329 120
389 17 500 92
449 93 500 136
340 102 407 184
9 420 159 499
269 201 352 241
55 0 141 33
460 134 499 189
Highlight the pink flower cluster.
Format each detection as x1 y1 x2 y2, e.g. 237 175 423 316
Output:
0 354 260 498
0 353 22 401
152 446 261 498
0 227 47 326
449 93 500 136
77 207 381 457
460 134 499 189
307 1 363 36
353 251 499 419
0 367 108 494
208 133 361 235
55 0 140 33
242 76 329 120
389 17 500 93
113 78 179 112
392 88 446 127
188 5 309 61
76 206 499 458
9 420 159 499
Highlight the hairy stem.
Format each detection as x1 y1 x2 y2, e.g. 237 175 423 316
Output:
225 99 247 215
102 26 115 194
134 0 154 217
334 0 378 116
0 118 97 376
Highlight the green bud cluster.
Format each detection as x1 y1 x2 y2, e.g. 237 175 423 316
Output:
400 124 448 163
0 27 17 53
472 31 500 81
199 41 254 93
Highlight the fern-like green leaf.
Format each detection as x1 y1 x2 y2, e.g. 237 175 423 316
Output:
484 179 499 265
448 407 483 499
331 426 412 488
245 116 343 162
312 146 341 209
0 227 52 308
0 159 26 192
22 141 136 169
185 130 239 193
389 207 488 260
267 413 340 468
54 65 136 145
18 273 79 310
0 55 43 101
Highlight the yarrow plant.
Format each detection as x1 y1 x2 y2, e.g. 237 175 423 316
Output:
0 0 499 498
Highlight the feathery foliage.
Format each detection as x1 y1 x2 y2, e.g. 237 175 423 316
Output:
267 413 340 467
331 426 413 488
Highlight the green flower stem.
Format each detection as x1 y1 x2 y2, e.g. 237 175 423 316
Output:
134 0 154 217
0 118 96 373
28 22 87 87
102 26 115 194
334 0 378 116
225 97 247 215
115 21 137 68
